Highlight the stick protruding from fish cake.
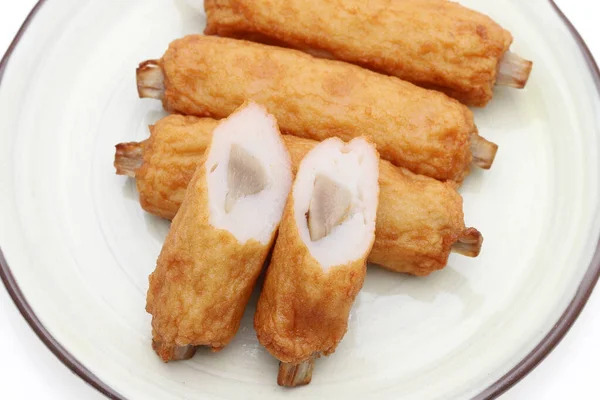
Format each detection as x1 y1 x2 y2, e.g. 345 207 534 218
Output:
496 51 534 89
114 141 145 177
452 228 484 258
137 60 165 99
278 360 315 387
471 134 499 170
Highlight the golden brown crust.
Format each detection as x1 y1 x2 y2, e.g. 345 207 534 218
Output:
136 116 219 219
156 35 476 182
120 115 472 276
254 196 369 364
146 120 272 361
204 0 513 107
371 163 466 276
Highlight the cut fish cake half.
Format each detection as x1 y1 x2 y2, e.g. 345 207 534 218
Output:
146 101 292 361
255 137 379 386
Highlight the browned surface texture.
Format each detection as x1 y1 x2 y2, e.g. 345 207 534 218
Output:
118 115 471 276
145 132 271 361
204 0 513 106
155 35 477 182
136 116 219 220
373 162 466 276
254 196 371 364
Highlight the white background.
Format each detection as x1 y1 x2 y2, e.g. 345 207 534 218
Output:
0 1 599 399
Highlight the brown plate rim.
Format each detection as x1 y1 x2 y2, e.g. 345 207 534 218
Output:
1 1 599 399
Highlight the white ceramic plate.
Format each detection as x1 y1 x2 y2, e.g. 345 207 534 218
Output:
1 1 600 399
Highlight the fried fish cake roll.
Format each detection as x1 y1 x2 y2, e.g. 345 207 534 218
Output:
145 102 292 361
136 35 498 182
204 0 533 107
116 115 483 276
117 116 220 218
255 137 379 386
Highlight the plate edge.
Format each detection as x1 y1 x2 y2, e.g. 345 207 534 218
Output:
0 2 126 399
474 1 600 399
0 1 599 400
